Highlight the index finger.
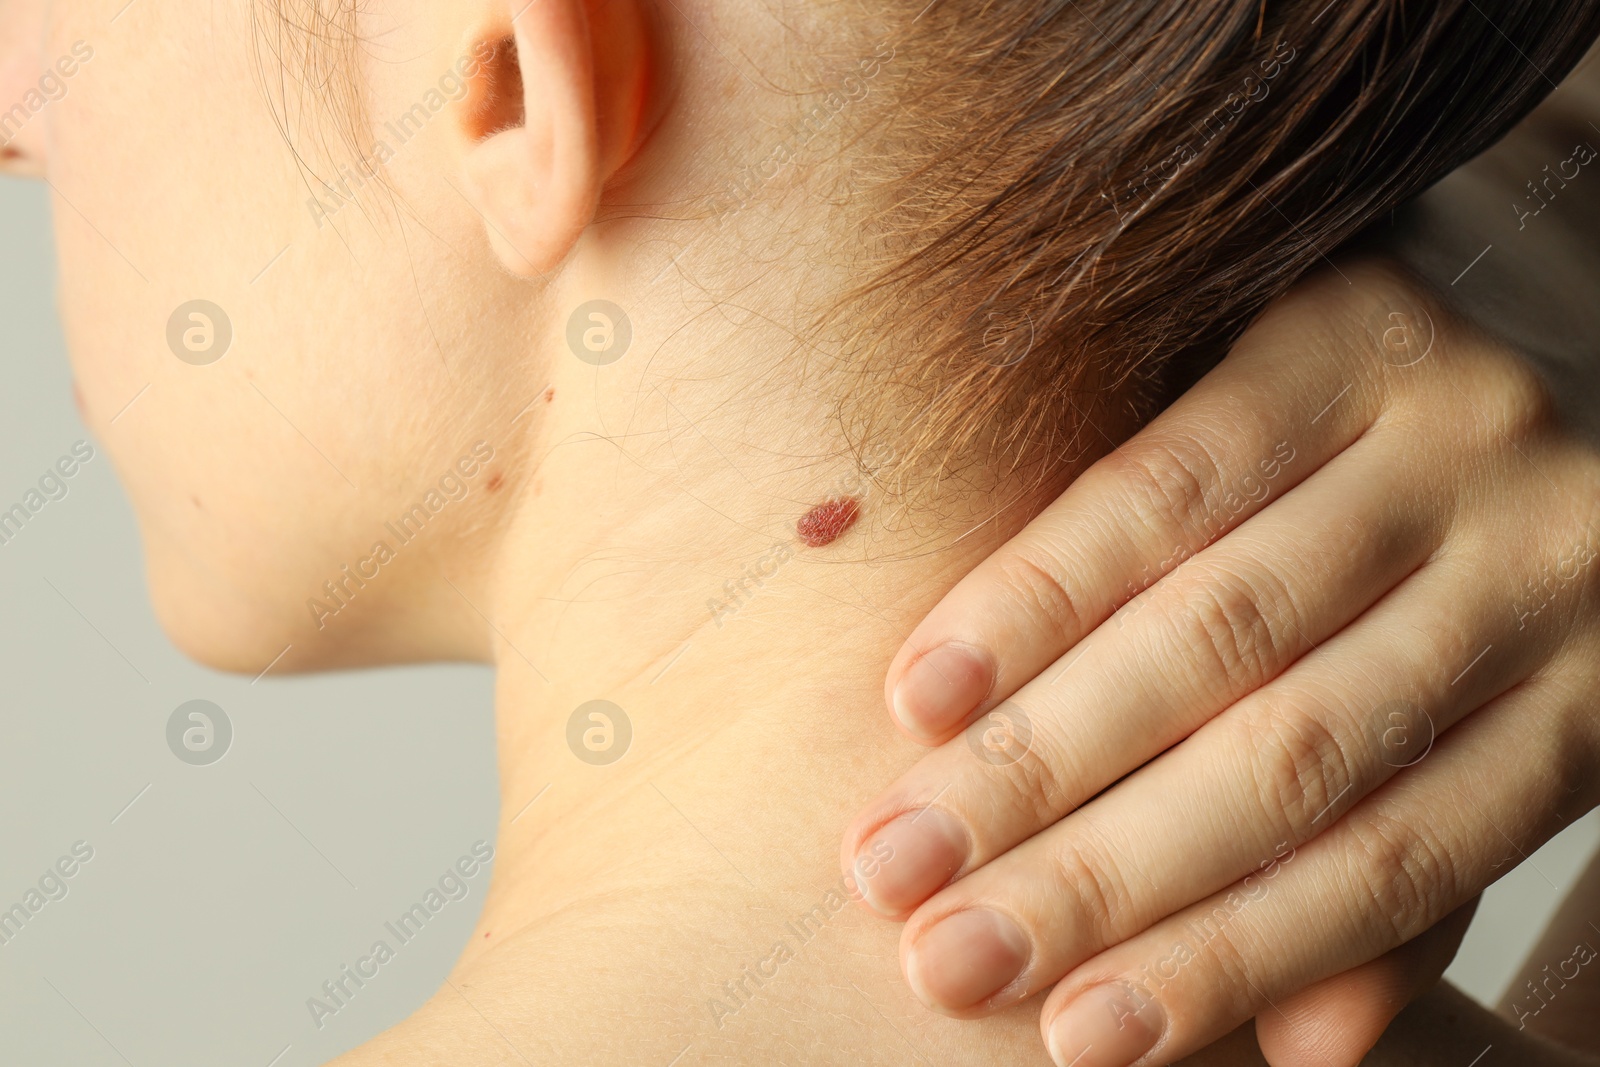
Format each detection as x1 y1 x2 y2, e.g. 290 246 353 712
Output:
885 268 1420 743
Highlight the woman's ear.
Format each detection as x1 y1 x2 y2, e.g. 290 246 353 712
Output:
0 0 51 177
459 0 662 277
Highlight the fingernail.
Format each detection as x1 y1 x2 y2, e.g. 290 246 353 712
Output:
1046 983 1164 1067
852 808 968 916
893 642 993 739
905 908 1031 1011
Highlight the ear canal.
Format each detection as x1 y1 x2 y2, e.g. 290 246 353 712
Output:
464 34 526 140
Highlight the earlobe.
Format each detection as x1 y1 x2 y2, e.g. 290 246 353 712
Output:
458 0 663 278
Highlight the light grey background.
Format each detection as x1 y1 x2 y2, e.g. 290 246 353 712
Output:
0 176 498 1066
0 173 1594 1065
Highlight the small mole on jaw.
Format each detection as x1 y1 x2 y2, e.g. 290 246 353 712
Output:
486 472 504 493
797 497 860 548
544 386 555 403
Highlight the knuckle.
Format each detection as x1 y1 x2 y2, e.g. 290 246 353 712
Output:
992 546 1087 648
1269 262 1429 388
1169 907 1262 1017
1344 812 1457 942
1454 356 1557 450
1047 832 1136 948
1240 700 1355 842
1164 564 1294 692
1497 363 1558 444
996 724 1078 825
1252 264 1378 369
1112 437 1225 550
1394 314 1553 449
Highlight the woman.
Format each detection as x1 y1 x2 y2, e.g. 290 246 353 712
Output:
3 0 1600 1063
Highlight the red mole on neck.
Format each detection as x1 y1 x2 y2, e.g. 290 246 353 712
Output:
797 497 861 548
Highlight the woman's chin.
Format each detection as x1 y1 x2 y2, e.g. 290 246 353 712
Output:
145 564 438 676
143 562 324 676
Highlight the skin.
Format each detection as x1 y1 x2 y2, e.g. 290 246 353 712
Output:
3 0 1597 1063
843 43 1600 1067
4 0 1102 1061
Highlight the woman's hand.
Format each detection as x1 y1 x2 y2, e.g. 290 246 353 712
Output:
839 257 1600 1067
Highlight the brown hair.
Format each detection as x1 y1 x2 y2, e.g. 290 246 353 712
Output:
834 0 1600 489
251 0 366 176
253 0 1600 497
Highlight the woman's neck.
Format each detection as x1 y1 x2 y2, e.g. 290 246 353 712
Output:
436 408 1065 1063
326 252 1144 1064
455 278 1061 921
